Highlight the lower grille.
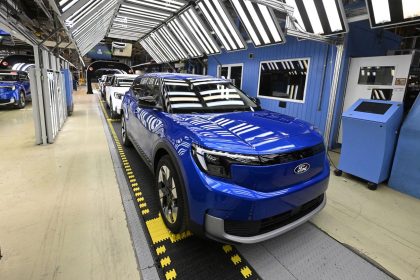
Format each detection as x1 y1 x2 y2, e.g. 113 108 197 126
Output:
0 99 11 104
224 194 324 237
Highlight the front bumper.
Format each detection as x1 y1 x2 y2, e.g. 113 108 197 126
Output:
0 98 16 106
205 194 326 243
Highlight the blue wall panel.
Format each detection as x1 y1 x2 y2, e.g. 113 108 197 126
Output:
329 20 401 147
208 37 336 132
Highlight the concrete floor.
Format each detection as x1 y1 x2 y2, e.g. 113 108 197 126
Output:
0 90 140 280
313 152 420 280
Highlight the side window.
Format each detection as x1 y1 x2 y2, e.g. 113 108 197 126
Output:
147 78 162 106
132 79 144 97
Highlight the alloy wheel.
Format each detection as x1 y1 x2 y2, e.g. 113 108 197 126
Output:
158 165 178 224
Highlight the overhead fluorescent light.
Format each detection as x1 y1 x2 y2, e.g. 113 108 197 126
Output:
197 0 246 51
285 0 347 35
230 0 285 47
158 26 189 60
366 0 420 28
179 7 220 55
168 18 203 57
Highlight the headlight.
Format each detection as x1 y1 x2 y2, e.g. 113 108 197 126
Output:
11 86 16 91
114 92 124 99
191 144 259 178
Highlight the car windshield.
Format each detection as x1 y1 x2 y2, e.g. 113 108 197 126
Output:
116 78 134 87
163 79 259 113
0 73 18 82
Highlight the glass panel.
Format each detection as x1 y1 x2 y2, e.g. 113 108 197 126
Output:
230 66 242 89
358 66 395 85
219 67 228 79
258 59 309 102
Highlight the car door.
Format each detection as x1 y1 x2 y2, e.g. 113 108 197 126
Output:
133 77 164 161
125 77 144 145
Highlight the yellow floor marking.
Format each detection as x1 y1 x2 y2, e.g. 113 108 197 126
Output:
127 171 133 175
156 245 166 255
132 187 140 192
134 192 141 197
137 196 144 202
128 175 135 179
131 183 138 187
145 214 192 244
141 209 150 215
223 245 233 253
165 269 177 280
130 179 136 183
160 256 171 268
139 203 147 208
240 266 252 278
126 168 132 172
231 254 242 265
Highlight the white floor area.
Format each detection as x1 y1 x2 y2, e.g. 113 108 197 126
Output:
0 90 140 280
313 152 420 280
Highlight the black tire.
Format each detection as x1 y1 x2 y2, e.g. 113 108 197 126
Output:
109 99 118 119
121 117 132 147
155 155 188 233
16 91 26 109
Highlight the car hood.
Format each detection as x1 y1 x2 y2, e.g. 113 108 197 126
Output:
109 86 130 94
169 110 323 154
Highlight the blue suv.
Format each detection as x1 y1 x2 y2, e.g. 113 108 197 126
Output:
0 70 31 109
121 73 329 243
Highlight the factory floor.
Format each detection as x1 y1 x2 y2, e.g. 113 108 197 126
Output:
0 87 419 280
0 89 140 280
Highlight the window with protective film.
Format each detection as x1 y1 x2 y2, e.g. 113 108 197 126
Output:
258 58 310 103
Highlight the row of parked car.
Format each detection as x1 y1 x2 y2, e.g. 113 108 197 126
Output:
0 70 31 109
96 71 329 243
98 74 138 118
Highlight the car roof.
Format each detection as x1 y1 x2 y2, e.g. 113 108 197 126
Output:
141 72 228 83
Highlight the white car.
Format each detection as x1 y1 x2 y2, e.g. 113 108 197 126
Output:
105 74 137 118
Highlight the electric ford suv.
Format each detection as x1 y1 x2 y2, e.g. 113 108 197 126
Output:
121 73 329 243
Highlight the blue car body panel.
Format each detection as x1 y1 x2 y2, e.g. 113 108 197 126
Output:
122 73 329 241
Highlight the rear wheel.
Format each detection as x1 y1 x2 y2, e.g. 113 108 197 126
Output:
155 155 187 233
110 99 118 119
16 91 26 109
121 117 132 147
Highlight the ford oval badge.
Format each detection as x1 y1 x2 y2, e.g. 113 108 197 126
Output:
294 163 310 174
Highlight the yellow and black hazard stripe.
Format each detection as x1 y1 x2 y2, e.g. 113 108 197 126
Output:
98 97 259 280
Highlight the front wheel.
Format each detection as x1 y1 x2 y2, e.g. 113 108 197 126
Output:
109 99 118 119
121 117 132 147
155 155 187 233
16 91 26 109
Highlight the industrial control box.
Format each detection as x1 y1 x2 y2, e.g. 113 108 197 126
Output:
338 99 403 186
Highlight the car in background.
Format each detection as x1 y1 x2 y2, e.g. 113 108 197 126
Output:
100 74 113 99
105 74 137 118
0 70 31 109
121 73 329 243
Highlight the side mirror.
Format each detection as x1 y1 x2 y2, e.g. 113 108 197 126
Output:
138 96 157 108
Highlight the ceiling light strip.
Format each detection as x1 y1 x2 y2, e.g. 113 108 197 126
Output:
179 7 220 55
158 26 189 59
168 18 202 57
197 0 245 51
230 0 284 47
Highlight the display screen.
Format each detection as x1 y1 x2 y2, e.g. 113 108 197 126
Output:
366 0 420 28
358 66 395 85
354 102 392 115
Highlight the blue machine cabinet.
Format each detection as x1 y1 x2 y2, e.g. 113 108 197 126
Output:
388 95 420 199
337 99 403 190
